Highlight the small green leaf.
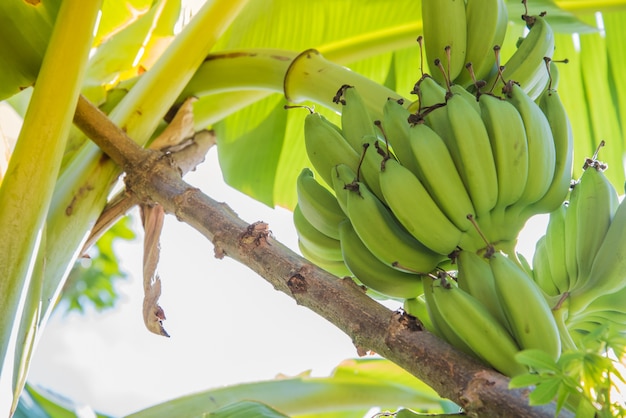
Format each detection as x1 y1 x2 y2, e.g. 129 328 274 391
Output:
514 349 560 372
509 373 544 389
528 378 562 405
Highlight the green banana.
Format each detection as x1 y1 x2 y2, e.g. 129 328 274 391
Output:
572 165 619 285
297 240 351 278
381 98 420 176
430 277 526 377
423 276 474 353
338 219 424 299
421 0 467 84
358 134 392 202
563 184 580 288
486 14 554 99
478 92 529 213
413 75 449 136
346 180 443 273
335 85 378 151
296 168 346 240
445 92 499 219
503 81 556 211
456 249 509 329
455 0 509 87
331 163 358 216
578 283 626 316
524 87 574 216
303 111 360 188
449 84 480 115
406 121 477 234
568 191 626 315
489 252 561 360
543 203 571 294
379 158 463 255
335 86 386 200
293 203 343 262
531 235 561 297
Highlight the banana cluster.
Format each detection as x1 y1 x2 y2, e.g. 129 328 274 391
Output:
422 0 554 100
417 248 560 377
290 0 626 380
532 156 626 349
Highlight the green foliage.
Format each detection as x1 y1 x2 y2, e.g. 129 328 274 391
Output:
14 383 113 418
510 325 626 417
57 216 136 314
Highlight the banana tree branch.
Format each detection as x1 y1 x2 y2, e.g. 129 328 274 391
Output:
72 95 571 418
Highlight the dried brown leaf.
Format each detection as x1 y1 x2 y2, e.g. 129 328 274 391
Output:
140 204 169 337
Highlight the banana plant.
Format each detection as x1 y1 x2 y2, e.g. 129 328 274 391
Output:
1 0 626 416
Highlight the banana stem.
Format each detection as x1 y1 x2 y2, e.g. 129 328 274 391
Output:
552 302 579 353
0 0 101 413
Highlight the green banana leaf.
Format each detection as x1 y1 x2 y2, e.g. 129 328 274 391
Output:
126 357 454 417
15 359 453 418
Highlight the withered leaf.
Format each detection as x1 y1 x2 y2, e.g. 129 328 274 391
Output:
140 204 169 337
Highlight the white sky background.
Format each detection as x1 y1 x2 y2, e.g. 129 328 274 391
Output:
8 1 548 415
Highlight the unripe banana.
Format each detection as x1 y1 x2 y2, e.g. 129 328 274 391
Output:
346 180 443 273
572 165 619 285
445 92 499 219
335 86 386 200
336 85 378 151
568 190 626 316
331 163 358 215
297 240 351 278
543 203 571 294
304 112 360 188
406 122 477 234
455 0 508 87
486 14 554 99
357 134 391 202
430 278 526 377
503 82 556 211
423 276 474 352
456 249 509 329
293 204 343 262
525 87 574 216
413 76 449 137
296 168 346 240
478 93 529 213
379 158 463 255
579 284 626 316
449 84 480 115
531 235 561 297
381 98 420 175
489 252 561 360
338 219 424 299
421 0 467 84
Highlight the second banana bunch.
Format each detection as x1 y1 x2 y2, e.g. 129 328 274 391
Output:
292 0 626 381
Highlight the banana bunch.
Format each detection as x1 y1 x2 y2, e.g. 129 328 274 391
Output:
531 153 626 347
420 248 561 377
290 2 581 379
421 0 554 99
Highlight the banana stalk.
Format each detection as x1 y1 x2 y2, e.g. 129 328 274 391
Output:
0 0 102 413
